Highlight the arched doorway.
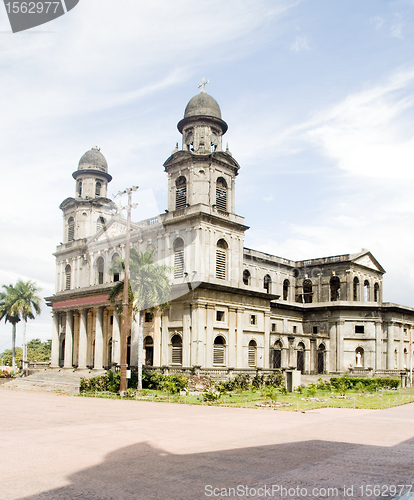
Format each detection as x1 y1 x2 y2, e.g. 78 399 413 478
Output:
273 340 282 369
297 342 305 374
144 336 154 366
317 344 325 374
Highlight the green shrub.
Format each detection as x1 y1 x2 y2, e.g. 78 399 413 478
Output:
203 389 220 401
305 383 317 398
234 373 251 390
262 386 278 401
217 379 236 393
252 373 265 389
0 369 14 378
316 377 331 391
265 371 284 387
330 376 401 392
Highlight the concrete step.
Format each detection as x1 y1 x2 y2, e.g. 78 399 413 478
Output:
1 368 106 395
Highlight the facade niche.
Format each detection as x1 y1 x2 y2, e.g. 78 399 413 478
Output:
330 276 340 301
317 344 325 373
374 282 380 302
364 280 370 301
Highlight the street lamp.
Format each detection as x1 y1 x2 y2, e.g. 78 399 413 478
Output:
114 186 138 396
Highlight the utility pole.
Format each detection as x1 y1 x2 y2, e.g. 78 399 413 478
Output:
114 186 138 396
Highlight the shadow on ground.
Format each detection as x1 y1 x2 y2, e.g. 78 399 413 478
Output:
20 437 414 500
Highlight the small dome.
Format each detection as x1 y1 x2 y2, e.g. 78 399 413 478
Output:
184 92 222 119
78 146 108 173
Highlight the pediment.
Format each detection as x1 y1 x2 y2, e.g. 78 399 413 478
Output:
352 253 384 273
96 219 127 241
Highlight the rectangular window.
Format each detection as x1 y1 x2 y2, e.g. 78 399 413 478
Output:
271 323 276 332
216 311 225 322
145 312 153 323
176 186 187 210
216 188 227 211
174 249 184 278
313 326 318 334
404 328 408 336
110 316 114 325
171 347 182 365
213 346 225 365
355 325 364 333
250 315 257 325
293 326 297 334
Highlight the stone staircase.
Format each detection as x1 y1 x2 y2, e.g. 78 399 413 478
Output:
0 368 103 395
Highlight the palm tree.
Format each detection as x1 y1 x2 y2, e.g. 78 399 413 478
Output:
110 248 171 390
0 285 21 371
0 280 42 371
11 280 42 371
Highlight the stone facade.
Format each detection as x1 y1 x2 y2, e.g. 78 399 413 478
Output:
46 88 414 379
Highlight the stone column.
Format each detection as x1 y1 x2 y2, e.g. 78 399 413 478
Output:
64 311 74 369
51 312 60 368
103 309 109 367
228 307 237 368
161 308 169 366
206 305 215 367
94 307 104 370
78 309 88 369
288 336 295 368
183 304 191 367
264 312 270 369
375 321 382 370
112 310 121 366
236 308 244 368
304 345 311 374
336 322 344 372
387 322 394 370
72 311 80 367
310 339 316 374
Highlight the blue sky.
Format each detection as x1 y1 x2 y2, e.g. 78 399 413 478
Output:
1 0 414 350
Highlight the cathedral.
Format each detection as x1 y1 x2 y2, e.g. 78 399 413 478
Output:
46 84 414 381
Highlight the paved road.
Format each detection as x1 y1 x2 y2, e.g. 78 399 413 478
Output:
0 389 413 499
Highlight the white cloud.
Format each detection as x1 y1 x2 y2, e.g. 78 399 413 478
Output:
290 36 310 52
370 16 384 30
391 14 404 38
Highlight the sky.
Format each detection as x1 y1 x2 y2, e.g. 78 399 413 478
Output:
1 0 414 351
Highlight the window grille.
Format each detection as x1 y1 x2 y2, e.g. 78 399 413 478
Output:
171 335 182 365
213 336 225 365
173 239 184 278
216 178 227 211
68 217 75 242
248 340 257 367
216 250 226 279
65 265 71 290
175 176 187 210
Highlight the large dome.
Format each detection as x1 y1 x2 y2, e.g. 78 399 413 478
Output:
78 146 108 173
184 92 222 119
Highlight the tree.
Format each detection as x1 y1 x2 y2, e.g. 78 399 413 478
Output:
0 280 42 371
0 285 21 371
110 249 171 390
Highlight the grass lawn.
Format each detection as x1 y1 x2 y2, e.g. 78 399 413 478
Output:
79 386 414 411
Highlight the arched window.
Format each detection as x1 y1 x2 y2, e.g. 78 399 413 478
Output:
243 269 251 286
111 253 121 282
77 181 82 197
213 335 226 365
171 334 182 365
95 181 101 197
96 216 106 232
68 217 75 242
356 347 364 367
283 279 289 301
96 257 104 285
303 279 313 303
216 239 228 280
248 340 257 367
364 280 370 301
144 336 154 366
404 348 408 368
65 265 71 290
173 238 184 278
330 276 340 301
175 176 187 210
264 274 271 294
273 340 282 369
297 342 305 374
374 282 380 302
394 348 398 369
353 277 359 301
318 344 325 374
216 177 227 212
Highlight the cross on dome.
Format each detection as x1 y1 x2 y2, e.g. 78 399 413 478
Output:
198 77 209 93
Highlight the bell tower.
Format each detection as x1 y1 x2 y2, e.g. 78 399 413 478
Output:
164 80 240 215
163 82 248 287
59 147 116 243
